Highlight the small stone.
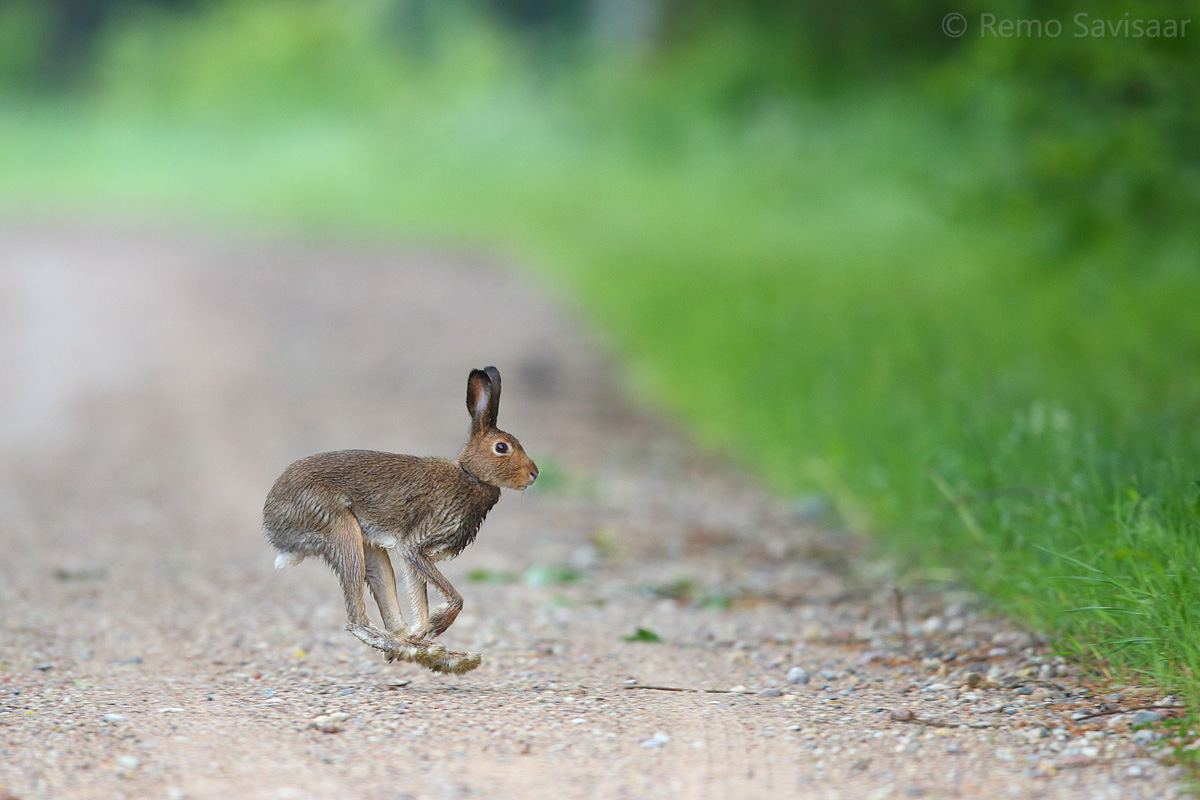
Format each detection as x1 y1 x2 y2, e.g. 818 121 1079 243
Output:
166 789 187 800
1126 764 1145 778
819 669 838 680
1021 727 1047 741
758 687 783 698
308 712 350 733
890 709 915 722
35 663 53 671
641 731 670 748
729 685 747 693
1105 714 1131 730
102 714 126 723
964 672 982 688
786 667 810 685
1130 710 1163 727
115 755 139 770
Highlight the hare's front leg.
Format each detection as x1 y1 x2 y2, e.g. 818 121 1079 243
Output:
400 557 430 636
403 555 463 639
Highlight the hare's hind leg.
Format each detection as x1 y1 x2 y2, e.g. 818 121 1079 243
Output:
325 514 394 652
364 544 407 635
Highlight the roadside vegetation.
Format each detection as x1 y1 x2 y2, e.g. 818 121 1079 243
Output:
1 0 1198 714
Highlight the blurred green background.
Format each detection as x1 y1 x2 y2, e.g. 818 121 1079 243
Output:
2 0 1198 701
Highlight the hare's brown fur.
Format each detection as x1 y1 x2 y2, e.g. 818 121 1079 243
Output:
262 367 536 674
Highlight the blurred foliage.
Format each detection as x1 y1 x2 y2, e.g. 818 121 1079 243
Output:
2 0 1197 247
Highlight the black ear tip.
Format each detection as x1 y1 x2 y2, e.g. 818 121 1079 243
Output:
484 365 500 381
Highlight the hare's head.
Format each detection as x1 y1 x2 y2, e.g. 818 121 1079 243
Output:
457 366 538 490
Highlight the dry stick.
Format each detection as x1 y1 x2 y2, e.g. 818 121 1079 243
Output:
893 586 910 654
892 712 995 730
623 684 738 694
1071 704 1185 722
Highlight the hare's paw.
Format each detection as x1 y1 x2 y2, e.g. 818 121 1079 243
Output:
380 636 434 664
422 646 482 675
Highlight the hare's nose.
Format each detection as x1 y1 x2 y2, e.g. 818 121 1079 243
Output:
529 468 539 483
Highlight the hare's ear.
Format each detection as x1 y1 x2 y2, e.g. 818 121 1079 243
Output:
466 366 501 431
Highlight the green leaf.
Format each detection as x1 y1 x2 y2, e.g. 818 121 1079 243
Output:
622 627 663 643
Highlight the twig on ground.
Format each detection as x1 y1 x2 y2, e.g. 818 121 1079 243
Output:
623 684 739 694
1071 704 1185 722
894 586 910 654
890 708 995 729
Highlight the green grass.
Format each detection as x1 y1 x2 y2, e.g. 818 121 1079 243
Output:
1 2 1198 718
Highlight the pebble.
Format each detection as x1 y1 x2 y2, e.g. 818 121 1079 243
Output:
786 667 810 685
758 687 783 698
102 714 127 723
309 712 350 734
641 732 670 748
1130 710 1163 727
819 669 838 680
1106 714 1131 730
115 755 139 770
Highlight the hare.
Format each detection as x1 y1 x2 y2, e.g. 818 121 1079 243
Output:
263 366 537 674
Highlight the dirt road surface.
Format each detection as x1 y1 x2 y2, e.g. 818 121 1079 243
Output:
0 227 1188 799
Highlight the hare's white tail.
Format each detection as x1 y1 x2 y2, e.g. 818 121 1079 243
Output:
274 552 306 569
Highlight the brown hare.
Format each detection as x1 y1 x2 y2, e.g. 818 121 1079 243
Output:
263 366 537 674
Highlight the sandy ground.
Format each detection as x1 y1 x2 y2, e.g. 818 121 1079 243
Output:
0 226 1189 799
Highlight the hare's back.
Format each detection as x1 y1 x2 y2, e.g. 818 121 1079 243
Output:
265 449 432 522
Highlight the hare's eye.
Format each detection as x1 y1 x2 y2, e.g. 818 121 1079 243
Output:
493 441 510 455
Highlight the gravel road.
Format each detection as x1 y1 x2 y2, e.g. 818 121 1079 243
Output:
0 226 1189 799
